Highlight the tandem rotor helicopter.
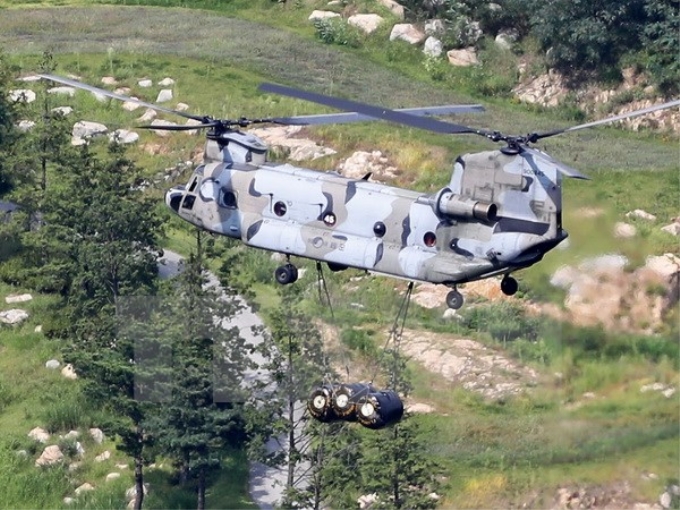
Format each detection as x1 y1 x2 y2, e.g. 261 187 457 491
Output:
40 74 680 310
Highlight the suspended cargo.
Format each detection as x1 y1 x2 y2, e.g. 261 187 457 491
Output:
307 384 339 422
331 382 375 421
356 390 404 429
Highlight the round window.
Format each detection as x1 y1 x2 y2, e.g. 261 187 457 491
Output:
274 201 287 217
423 232 437 247
373 221 386 237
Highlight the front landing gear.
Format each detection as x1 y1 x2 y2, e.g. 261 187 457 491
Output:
275 263 298 285
501 275 518 296
446 288 464 309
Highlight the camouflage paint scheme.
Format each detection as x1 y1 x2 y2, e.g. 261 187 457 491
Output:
166 132 568 286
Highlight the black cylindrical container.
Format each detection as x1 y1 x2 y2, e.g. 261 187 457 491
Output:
331 383 374 421
356 390 404 429
307 385 338 422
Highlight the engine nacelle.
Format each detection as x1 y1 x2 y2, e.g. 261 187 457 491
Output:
431 188 497 223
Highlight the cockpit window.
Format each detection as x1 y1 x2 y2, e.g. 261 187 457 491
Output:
199 179 219 202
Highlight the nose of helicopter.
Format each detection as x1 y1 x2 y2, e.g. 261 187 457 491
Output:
165 187 185 213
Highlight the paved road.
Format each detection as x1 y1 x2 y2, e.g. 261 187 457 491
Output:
159 250 302 509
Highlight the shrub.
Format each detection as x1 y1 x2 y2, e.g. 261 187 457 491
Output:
313 18 361 48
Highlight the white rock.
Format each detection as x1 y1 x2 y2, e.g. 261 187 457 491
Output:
48 86 76 97
75 441 85 457
150 119 177 136
122 99 142 112
101 76 117 85
91 92 108 102
72 120 108 139
158 77 175 86
348 14 384 34
423 36 443 57
137 109 157 122
429 492 441 500
614 222 637 238
28 427 50 443
17 120 36 132
18 75 41 82
495 29 519 50
109 129 139 145
641 382 666 392
106 472 121 482
35 325 43 333
662 388 676 398
75 483 94 495
61 364 78 380
0 309 29 325
156 89 173 103
176 102 189 112
116 463 129 470
68 462 81 472
95 450 111 462
16 449 28 458
5 293 32 304
64 430 80 440
661 222 680 236
114 87 131 95
626 209 657 221
308 10 340 20
45 359 60 369
125 484 148 501
52 106 73 116
89 428 105 444
389 23 425 44
447 47 478 66
63 497 75 505
407 402 435 413
660 492 671 509
578 254 629 273
645 254 680 278
358 493 378 509
35 445 63 467
183 118 204 135
378 0 404 18
138 79 153 88
443 308 458 320
9 89 36 103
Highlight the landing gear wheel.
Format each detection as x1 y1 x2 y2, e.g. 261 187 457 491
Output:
501 276 518 296
274 263 298 285
446 290 464 310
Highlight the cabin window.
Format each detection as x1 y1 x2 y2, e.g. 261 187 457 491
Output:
220 188 238 209
188 177 198 193
181 195 195 210
274 201 287 217
323 212 337 226
373 221 386 237
423 231 436 247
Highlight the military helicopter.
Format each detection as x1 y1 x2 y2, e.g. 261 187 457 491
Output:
39 75 680 309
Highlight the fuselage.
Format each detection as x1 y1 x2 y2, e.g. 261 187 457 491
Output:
166 138 567 285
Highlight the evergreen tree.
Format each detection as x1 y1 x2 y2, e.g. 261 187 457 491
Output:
0 52 22 197
146 231 255 510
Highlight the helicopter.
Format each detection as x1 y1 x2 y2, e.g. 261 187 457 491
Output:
39 74 680 309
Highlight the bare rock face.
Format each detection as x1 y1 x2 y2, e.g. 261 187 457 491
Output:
35 445 63 467
249 126 336 161
337 150 397 180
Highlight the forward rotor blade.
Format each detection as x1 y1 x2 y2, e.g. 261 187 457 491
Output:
138 121 219 131
276 104 484 126
260 83 478 135
535 98 680 140
38 74 206 122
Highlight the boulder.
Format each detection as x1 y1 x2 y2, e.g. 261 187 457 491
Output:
423 36 443 58
95 450 111 462
138 79 152 88
645 254 680 278
150 119 178 136
63 497 75 505
494 28 519 50
35 445 63 467
337 150 397 180
626 209 657 221
155 89 173 103
348 14 384 34
0 309 29 325
64 430 80 440
89 428 105 444
52 106 73 116
358 493 378 509
614 222 636 238
447 47 478 66
137 109 157 122
9 89 36 103
424 19 445 36
122 99 142 112
378 0 404 19
61 364 78 380
75 483 94 495
75 442 85 457
28 427 50 443
125 484 148 501
101 76 117 85
45 359 60 369
661 222 680 236
47 86 76 97
114 87 131 95
406 402 435 413
106 472 121 482
176 102 190 112
17 120 36 132
109 129 139 145
5 293 32 304
18 75 41 82
158 77 175 86
34 325 42 333
389 23 425 45
72 121 108 139
308 10 341 21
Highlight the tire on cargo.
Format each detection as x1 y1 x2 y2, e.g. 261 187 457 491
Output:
307 385 339 422
356 390 404 429
331 383 374 421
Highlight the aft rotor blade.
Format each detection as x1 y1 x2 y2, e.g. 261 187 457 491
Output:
534 98 680 140
38 74 206 122
522 146 590 180
277 104 484 126
260 82 478 135
138 121 220 131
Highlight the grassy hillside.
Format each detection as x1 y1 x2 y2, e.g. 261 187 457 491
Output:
0 2 678 509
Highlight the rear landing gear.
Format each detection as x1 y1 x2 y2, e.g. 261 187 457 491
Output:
275 263 298 285
446 288 464 309
501 275 518 296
